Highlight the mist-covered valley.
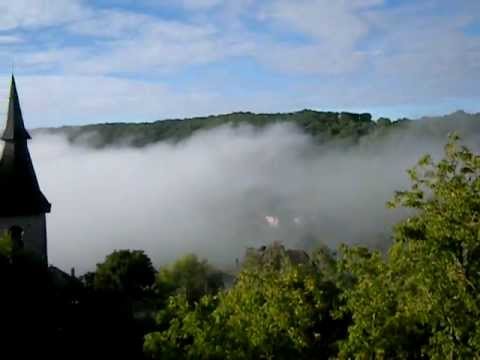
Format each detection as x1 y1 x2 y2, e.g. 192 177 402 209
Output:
30 111 480 273
3 0 480 356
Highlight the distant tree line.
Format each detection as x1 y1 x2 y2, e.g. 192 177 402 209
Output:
37 109 480 150
40 110 379 148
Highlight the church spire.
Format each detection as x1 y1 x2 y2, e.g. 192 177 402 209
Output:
2 75 31 141
0 75 51 216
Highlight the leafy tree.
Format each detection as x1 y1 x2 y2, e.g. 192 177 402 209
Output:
145 251 345 359
94 249 156 297
155 254 224 305
0 232 12 259
339 135 480 358
377 117 392 126
74 250 157 358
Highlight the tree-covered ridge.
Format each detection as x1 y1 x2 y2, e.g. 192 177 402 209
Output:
37 109 480 149
38 110 375 148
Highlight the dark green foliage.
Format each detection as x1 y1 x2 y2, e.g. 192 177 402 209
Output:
145 248 346 360
338 135 480 358
0 246 157 359
377 117 392 126
156 254 224 305
37 110 480 151
40 109 379 148
94 249 156 297
81 250 158 357
62 250 158 359
0 231 12 258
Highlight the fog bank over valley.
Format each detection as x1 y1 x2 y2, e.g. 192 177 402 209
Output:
30 120 480 273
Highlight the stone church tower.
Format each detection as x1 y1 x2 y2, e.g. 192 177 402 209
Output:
0 76 51 265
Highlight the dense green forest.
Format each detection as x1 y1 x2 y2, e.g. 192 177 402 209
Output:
3 134 480 358
37 109 480 148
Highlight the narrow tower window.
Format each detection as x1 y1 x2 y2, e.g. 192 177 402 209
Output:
9 225 24 252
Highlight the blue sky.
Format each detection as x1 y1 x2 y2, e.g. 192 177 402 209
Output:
0 0 478 127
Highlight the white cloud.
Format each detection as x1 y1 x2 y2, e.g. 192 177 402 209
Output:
252 0 383 75
33 8 250 75
66 37 241 75
0 74 322 129
14 48 84 71
0 0 477 122
3 75 226 125
260 0 376 48
66 10 153 39
57 0 383 77
0 35 23 44
254 43 366 75
0 0 87 30
363 7 480 103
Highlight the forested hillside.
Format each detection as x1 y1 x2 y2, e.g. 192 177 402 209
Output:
36 110 480 149
38 110 375 147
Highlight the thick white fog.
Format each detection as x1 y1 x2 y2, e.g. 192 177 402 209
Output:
28 123 473 273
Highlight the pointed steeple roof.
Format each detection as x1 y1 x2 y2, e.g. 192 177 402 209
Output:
0 76 51 216
2 75 31 141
